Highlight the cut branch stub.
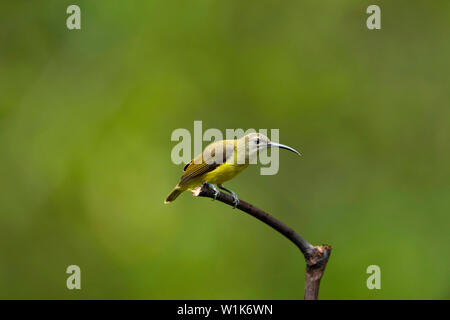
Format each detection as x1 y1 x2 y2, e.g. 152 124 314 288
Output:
193 182 332 300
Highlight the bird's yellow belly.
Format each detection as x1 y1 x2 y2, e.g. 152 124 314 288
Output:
203 163 248 185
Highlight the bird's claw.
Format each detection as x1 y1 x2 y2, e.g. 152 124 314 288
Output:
217 184 240 209
230 192 239 209
207 183 220 201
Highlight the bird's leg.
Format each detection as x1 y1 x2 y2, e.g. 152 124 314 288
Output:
207 183 220 200
218 185 239 209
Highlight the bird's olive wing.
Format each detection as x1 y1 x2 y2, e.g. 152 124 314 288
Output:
179 142 234 186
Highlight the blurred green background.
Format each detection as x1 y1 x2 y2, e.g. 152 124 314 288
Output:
0 0 449 299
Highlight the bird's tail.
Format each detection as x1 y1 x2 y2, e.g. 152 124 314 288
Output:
164 185 184 204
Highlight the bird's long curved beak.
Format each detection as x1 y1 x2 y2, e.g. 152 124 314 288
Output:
268 142 301 156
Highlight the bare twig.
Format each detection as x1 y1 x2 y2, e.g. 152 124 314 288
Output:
193 183 332 300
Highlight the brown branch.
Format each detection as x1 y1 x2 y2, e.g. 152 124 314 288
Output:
193 183 332 300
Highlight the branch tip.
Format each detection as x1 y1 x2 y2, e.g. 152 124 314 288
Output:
194 182 331 300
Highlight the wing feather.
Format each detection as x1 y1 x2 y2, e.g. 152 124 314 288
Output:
179 141 234 186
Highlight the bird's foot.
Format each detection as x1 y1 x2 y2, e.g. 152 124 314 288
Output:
207 183 220 200
218 185 240 209
230 191 240 209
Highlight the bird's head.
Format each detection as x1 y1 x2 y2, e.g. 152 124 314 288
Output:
237 132 300 162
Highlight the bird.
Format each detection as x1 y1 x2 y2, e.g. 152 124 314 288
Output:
164 132 300 207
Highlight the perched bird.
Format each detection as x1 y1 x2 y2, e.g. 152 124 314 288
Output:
164 133 300 207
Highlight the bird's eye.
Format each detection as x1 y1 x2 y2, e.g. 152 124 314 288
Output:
256 138 260 144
